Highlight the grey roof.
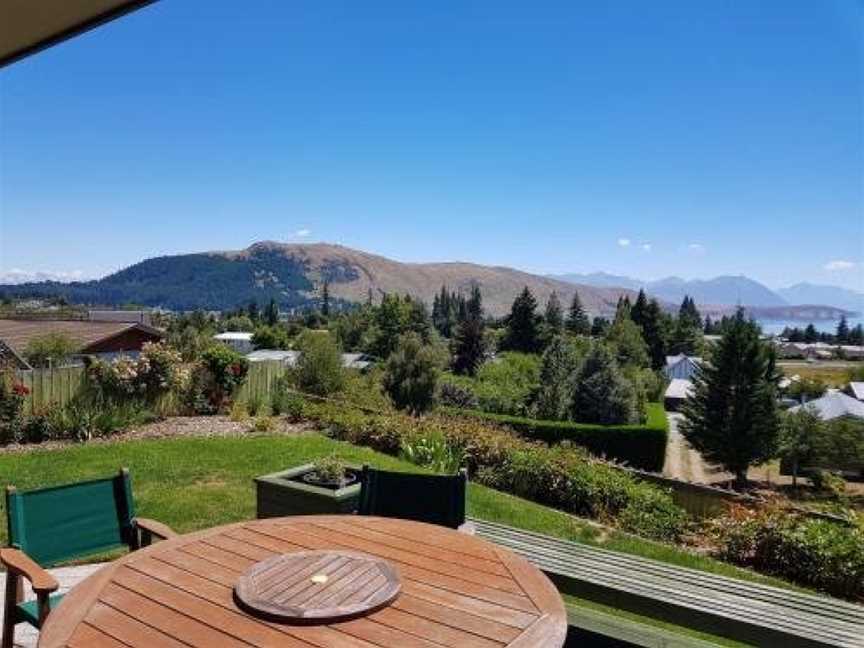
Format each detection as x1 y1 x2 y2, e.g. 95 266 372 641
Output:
664 379 694 400
246 349 299 364
789 391 864 421
665 354 702 367
342 353 374 370
849 382 864 401
214 332 253 341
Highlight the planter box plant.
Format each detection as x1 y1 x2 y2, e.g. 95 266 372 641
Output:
255 458 361 518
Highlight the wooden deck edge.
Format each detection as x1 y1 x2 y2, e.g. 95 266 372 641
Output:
565 602 722 648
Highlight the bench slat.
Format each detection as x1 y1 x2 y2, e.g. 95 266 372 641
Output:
472 518 864 648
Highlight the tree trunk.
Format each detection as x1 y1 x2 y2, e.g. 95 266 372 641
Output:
734 469 748 490
792 459 798 489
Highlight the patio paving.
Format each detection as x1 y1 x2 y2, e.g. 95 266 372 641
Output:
0 563 104 648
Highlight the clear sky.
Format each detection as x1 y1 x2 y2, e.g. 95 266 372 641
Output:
1 0 862 291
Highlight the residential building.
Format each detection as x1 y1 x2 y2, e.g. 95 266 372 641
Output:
663 354 702 381
788 390 864 422
214 332 255 354
0 319 163 369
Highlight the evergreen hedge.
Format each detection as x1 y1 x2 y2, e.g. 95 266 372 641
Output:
442 403 668 472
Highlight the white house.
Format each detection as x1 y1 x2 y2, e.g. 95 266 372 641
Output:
789 390 864 422
214 331 254 354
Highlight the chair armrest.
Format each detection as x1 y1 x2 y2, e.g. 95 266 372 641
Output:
0 548 58 593
135 518 178 541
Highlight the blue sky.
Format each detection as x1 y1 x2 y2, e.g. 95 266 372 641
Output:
1 0 862 290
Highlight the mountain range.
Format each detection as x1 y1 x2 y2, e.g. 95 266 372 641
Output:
1 242 859 319
0 242 636 318
551 273 862 315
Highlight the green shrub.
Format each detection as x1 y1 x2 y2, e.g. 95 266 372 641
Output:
443 403 668 471
23 332 79 368
382 333 439 415
438 381 478 409
467 352 541 416
0 373 28 445
269 374 294 416
302 399 685 542
190 344 249 413
295 332 345 396
712 505 864 599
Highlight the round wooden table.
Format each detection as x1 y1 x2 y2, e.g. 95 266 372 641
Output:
39 515 568 648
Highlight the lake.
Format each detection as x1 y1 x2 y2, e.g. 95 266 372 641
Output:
757 316 864 336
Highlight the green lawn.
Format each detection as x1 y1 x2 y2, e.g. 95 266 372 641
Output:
0 432 808 645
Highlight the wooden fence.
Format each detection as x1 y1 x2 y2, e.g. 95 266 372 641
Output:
16 367 86 416
16 361 289 416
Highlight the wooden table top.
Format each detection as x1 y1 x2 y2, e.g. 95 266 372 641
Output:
38 515 568 648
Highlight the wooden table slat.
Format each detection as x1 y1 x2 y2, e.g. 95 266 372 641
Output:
38 517 566 648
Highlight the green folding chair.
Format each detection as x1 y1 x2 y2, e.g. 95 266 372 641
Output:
357 465 473 532
1 468 176 648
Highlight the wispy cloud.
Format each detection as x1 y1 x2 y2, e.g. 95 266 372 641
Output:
294 228 311 238
824 259 857 272
617 238 631 247
641 243 652 252
687 243 706 255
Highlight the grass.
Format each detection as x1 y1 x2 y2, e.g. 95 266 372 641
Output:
779 363 855 387
0 432 817 645
0 432 801 592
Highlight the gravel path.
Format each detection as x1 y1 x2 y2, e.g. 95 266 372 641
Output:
663 413 710 483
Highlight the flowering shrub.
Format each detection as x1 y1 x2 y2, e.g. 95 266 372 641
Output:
0 373 29 445
188 345 250 413
86 342 186 402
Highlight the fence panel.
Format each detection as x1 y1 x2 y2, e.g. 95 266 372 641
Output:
16 367 86 416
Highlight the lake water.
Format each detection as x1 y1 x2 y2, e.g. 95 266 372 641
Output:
757 317 864 336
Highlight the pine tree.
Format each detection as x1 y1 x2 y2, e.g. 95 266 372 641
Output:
566 291 591 335
452 285 486 376
534 335 579 420
641 298 668 370
568 343 638 425
247 301 260 322
614 295 632 323
264 298 279 326
321 281 331 318
590 316 610 337
671 295 704 355
544 291 564 332
804 323 818 343
500 287 541 353
849 324 864 346
836 315 850 343
382 333 439 416
680 309 781 488
605 317 650 368
630 289 649 330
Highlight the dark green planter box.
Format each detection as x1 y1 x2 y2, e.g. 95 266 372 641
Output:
255 463 361 519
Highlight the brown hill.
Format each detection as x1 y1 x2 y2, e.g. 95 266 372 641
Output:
223 242 634 317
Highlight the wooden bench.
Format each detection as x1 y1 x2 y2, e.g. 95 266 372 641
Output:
472 518 864 648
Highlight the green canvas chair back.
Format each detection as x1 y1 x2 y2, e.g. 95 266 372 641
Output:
357 466 467 529
5 470 137 566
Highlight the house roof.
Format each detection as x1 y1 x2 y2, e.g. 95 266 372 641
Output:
247 350 300 364
0 319 162 355
790 391 864 421
665 379 694 400
665 354 702 367
849 382 864 401
214 332 254 341
1 0 156 68
0 339 30 370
